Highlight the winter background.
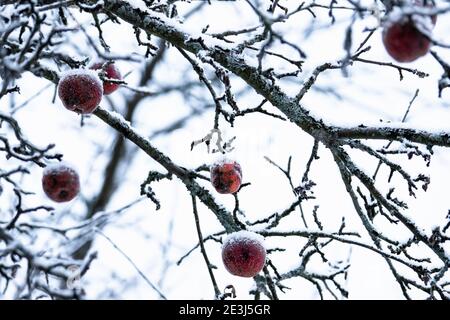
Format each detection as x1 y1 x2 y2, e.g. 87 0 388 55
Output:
1 0 450 300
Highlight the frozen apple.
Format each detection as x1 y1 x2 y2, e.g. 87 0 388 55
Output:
222 231 266 278
382 1 437 63
210 159 242 194
382 20 431 62
90 61 122 95
42 163 80 203
58 69 103 114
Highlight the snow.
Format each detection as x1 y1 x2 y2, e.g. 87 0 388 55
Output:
129 1 237 52
222 230 265 249
43 161 77 176
412 14 435 38
386 7 408 26
126 0 148 11
58 68 103 93
385 1 437 31
211 156 238 168
185 33 237 52
109 110 131 128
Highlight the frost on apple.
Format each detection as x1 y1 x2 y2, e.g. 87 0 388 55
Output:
42 162 80 203
210 158 242 194
222 230 266 278
382 19 430 63
57 69 103 114
90 61 122 95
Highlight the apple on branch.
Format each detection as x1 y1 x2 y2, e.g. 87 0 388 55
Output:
382 0 437 63
222 231 267 278
42 163 80 203
90 61 122 95
58 69 103 114
210 159 242 194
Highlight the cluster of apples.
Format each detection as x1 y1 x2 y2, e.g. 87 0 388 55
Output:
58 61 122 114
41 2 439 279
216 0 442 279
42 61 122 202
40 0 440 280
382 0 437 62
44 64 265 278
210 159 267 278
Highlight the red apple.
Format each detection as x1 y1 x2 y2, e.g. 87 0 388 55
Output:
382 0 437 63
42 163 80 203
382 18 431 63
210 159 242 194
222 231 266 278
58 69 103 114
90 61 122 95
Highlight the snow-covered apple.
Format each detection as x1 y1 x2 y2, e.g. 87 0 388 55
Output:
58 69 103 114
382 0 437 63
222 231 266 278
90 61 122 95
382 20 431 63
210 159 242 194
415 0 437 25
42 163 80 203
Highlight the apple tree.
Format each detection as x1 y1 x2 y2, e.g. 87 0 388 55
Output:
1 0 450 299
